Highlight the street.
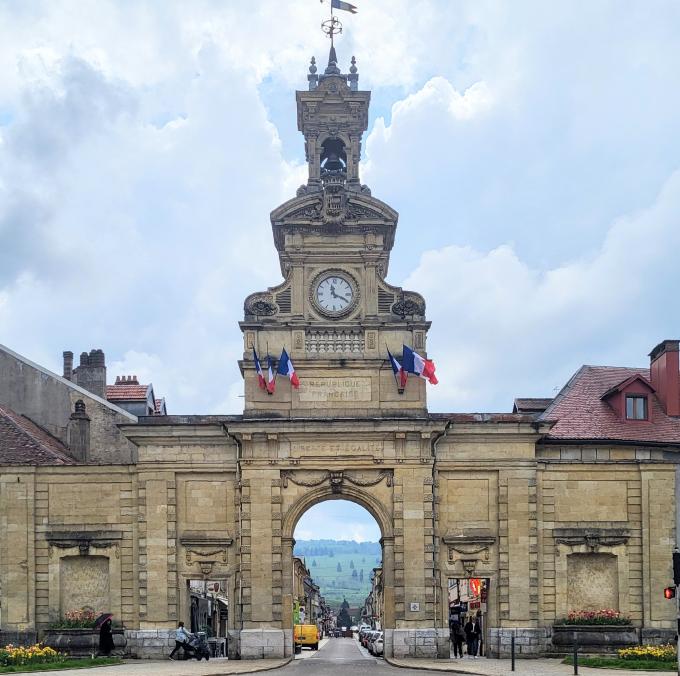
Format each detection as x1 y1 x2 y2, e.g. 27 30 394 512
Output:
19 637 673 676
286 637 425 675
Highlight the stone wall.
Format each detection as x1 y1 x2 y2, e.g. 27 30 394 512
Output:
1 417 678 659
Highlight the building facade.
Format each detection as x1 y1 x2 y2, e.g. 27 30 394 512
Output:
0 49 678 660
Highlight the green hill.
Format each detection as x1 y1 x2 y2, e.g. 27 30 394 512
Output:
294 539 382 609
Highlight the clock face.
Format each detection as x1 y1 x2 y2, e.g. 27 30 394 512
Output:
315 275 354 314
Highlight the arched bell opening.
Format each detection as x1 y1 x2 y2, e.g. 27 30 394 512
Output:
320 137 347 176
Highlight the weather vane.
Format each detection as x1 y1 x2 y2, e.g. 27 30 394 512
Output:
320 0 357 48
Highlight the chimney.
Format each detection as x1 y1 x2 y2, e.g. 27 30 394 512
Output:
649 340 680 416
68 399 90 462
63 351 74 380
72 348 107 399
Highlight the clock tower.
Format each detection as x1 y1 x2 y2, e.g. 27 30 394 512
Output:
240 49 431 416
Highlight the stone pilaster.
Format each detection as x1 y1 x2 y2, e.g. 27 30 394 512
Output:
238 468 284 658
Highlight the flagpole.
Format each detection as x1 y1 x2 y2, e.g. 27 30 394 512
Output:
386 343 405 395
266 342 274 396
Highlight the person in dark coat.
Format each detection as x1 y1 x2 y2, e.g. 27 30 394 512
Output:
473 616 482 657
464 618 475 657
449 620 464 658
99 617 115 656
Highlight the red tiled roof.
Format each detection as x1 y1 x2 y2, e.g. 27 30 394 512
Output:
541 366 680 444
106 384 150 401
0 405 75 465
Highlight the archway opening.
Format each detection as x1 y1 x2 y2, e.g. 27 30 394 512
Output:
292 499 383 645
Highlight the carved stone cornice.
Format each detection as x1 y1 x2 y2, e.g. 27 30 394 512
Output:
280 469 393 493
553 528 630 552
180 532 233 565
46 530 123 557
442 533 496 564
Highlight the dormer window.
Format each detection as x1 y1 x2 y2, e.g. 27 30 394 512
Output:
625 395 648 420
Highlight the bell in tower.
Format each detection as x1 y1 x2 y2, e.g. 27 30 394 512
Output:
296 48 369 194
320 137 347 175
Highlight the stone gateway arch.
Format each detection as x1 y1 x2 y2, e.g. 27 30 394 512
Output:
0 46 677 661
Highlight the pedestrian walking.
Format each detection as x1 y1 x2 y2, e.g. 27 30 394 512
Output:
450 620 464 658
97 614 114 656
473 615 482 657
169 621 191 660
464 617 475 658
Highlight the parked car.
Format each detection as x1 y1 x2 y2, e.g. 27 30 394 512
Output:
361 630 375 648
366 630 381 652
368 630 383 654
372 632 384 656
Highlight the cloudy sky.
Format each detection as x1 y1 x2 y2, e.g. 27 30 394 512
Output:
2 0 680 426
295 500 381 542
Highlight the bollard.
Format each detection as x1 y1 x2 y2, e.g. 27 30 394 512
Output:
573 642 578 675
511 634 515 671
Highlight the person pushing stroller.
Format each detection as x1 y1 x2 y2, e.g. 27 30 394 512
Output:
169 622 191 660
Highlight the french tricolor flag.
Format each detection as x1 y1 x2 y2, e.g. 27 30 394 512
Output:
402 345 438 385
267 353 276 394
277 348 300 389
253 348 267 391
387 348 408 391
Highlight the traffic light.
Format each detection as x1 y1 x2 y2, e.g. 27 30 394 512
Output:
664 586 676 600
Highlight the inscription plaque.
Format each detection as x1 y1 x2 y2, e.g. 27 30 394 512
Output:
298 377 372 402
291 441 383 456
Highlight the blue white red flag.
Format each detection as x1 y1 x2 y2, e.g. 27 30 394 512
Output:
277 348 300 389
253 348 267 391
387 348 408 390
330 0 358 14
402 345 438 385
267 353 276 394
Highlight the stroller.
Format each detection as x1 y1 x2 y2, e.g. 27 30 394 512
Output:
181 632 210 661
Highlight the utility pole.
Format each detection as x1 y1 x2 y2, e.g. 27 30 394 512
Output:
674 547 680 676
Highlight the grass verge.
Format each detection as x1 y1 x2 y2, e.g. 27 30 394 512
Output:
0 657 122 673
563 655 677 671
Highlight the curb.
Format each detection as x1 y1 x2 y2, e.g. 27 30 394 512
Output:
384 656 484 675
204 656 293 675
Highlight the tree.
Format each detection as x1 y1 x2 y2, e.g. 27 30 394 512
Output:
349 560 354 569
359 569 364 582
312 560 317 567
352 569 358 578
336 562 342 572
337 598 351 629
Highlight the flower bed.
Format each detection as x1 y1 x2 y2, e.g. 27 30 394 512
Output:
619 643 677 662
49 608 96 630
557 609 631 626
0 643 60 667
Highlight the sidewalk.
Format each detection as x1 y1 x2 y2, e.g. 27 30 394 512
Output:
386 656 672 676
26 657 290 676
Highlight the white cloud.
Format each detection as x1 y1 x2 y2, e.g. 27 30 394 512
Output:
294 501 381 542
405 170 680 411
1 1 679 418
